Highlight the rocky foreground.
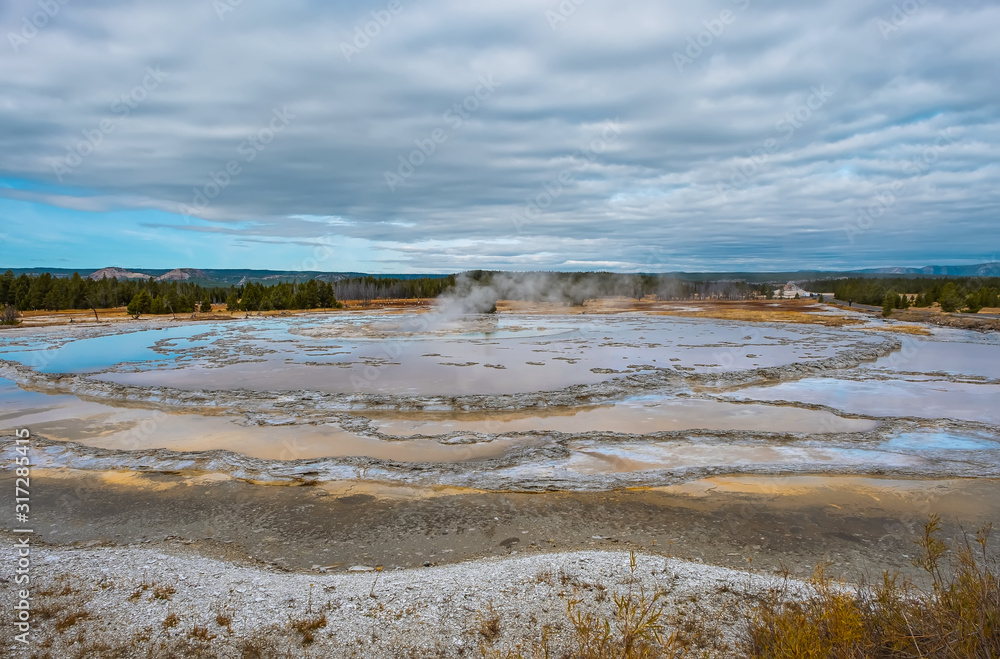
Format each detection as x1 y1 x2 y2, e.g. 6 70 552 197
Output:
2 541 809 658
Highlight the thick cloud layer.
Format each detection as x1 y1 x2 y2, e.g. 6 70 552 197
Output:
1 0 997 271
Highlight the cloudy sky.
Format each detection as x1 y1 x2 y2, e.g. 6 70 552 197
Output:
1 0 997 273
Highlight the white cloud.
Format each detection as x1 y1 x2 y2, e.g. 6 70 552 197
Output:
0 0 997 270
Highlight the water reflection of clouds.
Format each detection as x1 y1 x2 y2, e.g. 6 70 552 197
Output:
71 313 881 396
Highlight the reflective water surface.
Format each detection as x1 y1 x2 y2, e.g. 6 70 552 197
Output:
1 312 998 483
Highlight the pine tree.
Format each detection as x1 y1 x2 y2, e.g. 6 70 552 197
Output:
127 290 152 318
0 270 13 307
938 283 964 312
13 275 30 311
242 282 262 311
882 290 897 317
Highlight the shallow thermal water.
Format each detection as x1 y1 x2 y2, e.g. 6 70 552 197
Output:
563 441 928 475
0 377 535 462
1 313 884 396
0 325 213 374
1 311 998 486
863 332 1000 380
366 397 879 436
731 377 1000 425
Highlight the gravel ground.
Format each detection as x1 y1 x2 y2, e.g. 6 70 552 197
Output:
1 542 809 658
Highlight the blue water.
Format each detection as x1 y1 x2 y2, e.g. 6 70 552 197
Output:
0 325 213 374
884 432 999 452
732 377 1000 425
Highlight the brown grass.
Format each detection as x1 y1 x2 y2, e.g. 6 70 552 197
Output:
564 552 687 659
858 324 933 335
13 302 374 327
162 612 180 630
288 613 327 645
745 515 999 658
152 584 176 600
655 306 862 327
487 551 689 659
214 608 233 631
496 297 867 327
54 608 90 632
478 604 503 643
188 625 216 641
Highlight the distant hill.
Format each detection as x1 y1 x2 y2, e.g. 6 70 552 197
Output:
87 267 152 281
652 263 1000 283
3 263 997 285
154 268 208 282
2 267 449 287
853 263 1000 277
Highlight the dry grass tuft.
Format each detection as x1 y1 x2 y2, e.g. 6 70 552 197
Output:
214 608 233 631
152 584 177 600
236 632 286 659
162 612 180 630
654 305 863 327
746 515 999 658
565 551 687 659
858 324 932 336
478 605 503 643
54 608 90 632
535 569 555 586
128 575 155 602
188 625 216 641
288 613 327 645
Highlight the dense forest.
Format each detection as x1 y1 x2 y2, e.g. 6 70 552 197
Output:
0 270 456 317
800 277 1000 313
8 269 994 320
0 270 782 316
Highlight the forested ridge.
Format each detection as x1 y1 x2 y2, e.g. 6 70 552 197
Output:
801 276 1000 313
0 270 782 314
0 270 456 316
5 269 996 320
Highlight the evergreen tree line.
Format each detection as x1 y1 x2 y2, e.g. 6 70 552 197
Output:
0 271 456 316
15 270 993 318
0 271 225 313
801 277 1000 313
330 275 456 304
